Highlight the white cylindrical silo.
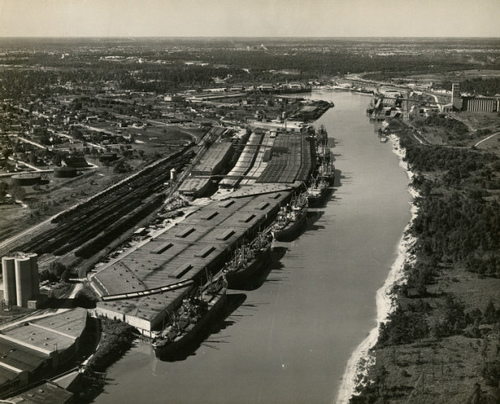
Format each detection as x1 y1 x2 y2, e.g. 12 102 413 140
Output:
15 257 32 308
29 254 39 298
2 256 17 306
170 168 177 182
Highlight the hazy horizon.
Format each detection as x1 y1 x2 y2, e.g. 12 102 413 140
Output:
1 0 499 39
0 36 499 40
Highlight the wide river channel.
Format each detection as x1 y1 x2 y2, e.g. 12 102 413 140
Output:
92 91 412 404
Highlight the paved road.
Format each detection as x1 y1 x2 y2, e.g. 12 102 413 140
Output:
474 131 500 147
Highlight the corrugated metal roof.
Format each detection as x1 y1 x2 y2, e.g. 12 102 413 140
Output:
91 190 292 325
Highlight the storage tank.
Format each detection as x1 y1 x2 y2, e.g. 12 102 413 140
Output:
54 166 78 178
170 168 177 182
29 254 39 298
1 256 16 306
11 173 42 186
15 256 32 307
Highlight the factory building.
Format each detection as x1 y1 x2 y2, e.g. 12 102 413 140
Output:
1 253 39 308
0 308 88 398
452 83 462 111
190 142 233 177
461 96 499 113
179 141 233 197
450 82 499 113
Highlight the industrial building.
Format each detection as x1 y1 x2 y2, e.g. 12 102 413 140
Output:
190 141 233 177
89 126 315 338
0 308 88 398
219 130 311 189
179 141 233 197
89 189 294 337
451 82 499 113
178 177 215 198
1 253 39 308
4 380 73 404
452 83 463 111
461 96 499 113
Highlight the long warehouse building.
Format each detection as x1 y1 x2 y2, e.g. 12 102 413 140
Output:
90 188 295 337
89 128 315 337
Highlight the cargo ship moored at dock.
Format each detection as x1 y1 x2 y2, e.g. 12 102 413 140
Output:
307 178 330 207
223 231 273 290
315 125 335 187
88 114 333 345
271 193 308 242
151 276 227 359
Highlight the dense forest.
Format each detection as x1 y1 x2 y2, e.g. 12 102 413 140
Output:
441 77 500 96
352 119 500 403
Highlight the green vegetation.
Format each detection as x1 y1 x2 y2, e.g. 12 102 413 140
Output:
86 319 137 372
413 114 471 144
352 119 500 403
1 38 498 98
442 77 500 97
70 318 137 403
40 261 70 282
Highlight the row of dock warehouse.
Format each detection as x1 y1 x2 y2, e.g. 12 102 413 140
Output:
89 188 297 337
179 127 313 197
89 125 315 338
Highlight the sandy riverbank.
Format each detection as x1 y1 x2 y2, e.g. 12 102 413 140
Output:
336 135 420 404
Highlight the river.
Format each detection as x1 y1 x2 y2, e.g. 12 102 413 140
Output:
91 91 412 404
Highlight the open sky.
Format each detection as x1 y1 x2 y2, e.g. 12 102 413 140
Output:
1 0 499 38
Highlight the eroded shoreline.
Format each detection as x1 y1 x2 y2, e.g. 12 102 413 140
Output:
336 135 419 404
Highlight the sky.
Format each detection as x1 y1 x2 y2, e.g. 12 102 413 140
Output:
0 0 499 38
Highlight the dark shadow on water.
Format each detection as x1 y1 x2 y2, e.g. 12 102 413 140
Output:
155 293 247 363
328 137 340 149
305 209 325 232
229 246 288 291
333 168 343 188
212 293 247 333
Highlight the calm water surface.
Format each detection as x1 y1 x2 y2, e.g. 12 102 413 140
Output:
92 92 411 404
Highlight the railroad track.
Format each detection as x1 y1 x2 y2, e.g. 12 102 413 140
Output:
11 150 195 258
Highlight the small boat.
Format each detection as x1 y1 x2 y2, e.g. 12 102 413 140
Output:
224 232 273 289
271 193 308 242
379 136 388 143
151 276 227 357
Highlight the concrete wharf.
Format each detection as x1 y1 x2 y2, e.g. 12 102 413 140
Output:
89 127 316 338
90 188 295 337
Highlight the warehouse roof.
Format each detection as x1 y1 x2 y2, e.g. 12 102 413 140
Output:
2 308 88 355
6 381 73 404
91 190 291 325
